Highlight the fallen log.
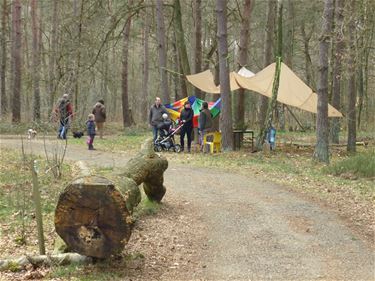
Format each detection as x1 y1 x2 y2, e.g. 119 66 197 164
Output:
0 253 92 271
123 138 168 202
54 139 168 258
55 176 133 258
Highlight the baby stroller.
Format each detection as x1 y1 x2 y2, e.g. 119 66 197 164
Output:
154 115 183 153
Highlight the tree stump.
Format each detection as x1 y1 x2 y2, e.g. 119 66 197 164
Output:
55 176 134 258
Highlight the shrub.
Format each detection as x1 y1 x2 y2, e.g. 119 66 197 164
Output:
325 150 375 178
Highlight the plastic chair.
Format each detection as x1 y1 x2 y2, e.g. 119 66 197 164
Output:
203 131 221 153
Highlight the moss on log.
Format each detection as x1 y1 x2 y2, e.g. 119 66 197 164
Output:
123 138 168 202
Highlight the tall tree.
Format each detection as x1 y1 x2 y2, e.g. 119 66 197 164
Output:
329 0 345 144
141 9 150 123
31 0 41 121
193 0 202 99
0 0 7 117
314 0 334 163
155 0 170 103
173 0 191 97
11 0 21 123
234 0 253 130
73 0 84 111
347 0 357 152
122 10 133 128
48 0 58 109
257 0 283 150
257 0 276 131
216 0 233 150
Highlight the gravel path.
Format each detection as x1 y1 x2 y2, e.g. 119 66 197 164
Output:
1 137 374 280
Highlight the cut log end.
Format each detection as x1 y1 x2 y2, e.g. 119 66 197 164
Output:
55 176 132 258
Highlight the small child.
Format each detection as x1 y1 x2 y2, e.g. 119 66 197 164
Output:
86 114 96 150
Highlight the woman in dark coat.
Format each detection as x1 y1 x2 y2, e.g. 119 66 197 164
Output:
179 101 194 152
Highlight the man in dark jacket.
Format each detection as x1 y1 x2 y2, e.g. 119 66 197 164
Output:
55 94 73 139
92 99 106 139
179 101 194 152
149 97 169 142
198 101 213 150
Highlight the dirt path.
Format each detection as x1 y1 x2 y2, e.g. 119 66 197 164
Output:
1 138 374 280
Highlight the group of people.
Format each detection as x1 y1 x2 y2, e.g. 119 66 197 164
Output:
54 94 213 152
149 97 212 153
54 94 106 150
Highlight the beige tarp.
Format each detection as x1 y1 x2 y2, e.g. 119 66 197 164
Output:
186 70 240 93
186 63 343 117
233 63 342 117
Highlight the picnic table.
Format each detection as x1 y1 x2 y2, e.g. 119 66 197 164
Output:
233 129 254 151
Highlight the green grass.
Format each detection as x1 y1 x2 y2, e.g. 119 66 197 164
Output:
0 148 74 258
324 150 375 178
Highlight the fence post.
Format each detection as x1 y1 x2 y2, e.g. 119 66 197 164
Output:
31 160 45 255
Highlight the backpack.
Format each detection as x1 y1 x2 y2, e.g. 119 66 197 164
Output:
58 99 69 119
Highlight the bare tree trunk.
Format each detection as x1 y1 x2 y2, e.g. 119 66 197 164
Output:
194 0 202 98
73 0 84 111
0 0 7 117
300 21 315 88
31 0 41 121
174 0 191 97
48 0 58 109
216 0 233 151
347 0 357 153
122 14 132 128
258 0 276 130
234 0 253 130
11 0 21 123
257 1 283 150
329 0 345 144
314 0 334 163
142 11 150 123
172 32 181 100
155 0 170 103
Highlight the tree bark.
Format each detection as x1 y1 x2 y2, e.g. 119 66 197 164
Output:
234 0 253 130
329 0 345 144
216 0 233 151
122 13 133 128
257 0 276 130
11 0 21 123
314 0 334 163
173 0 191 97
194 0 202 99
155 0 170 103
347 0 357 153
31 0 41 121
48 0 58 109
257 1 283 150
73 0 84 111
0 0 7 117
142 11 150 124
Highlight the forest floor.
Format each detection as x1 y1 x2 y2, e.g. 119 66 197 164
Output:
0 133 374 280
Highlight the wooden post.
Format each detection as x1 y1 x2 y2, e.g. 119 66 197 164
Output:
31 160 45 255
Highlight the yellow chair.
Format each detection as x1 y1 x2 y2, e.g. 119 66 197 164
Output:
203 131 222 153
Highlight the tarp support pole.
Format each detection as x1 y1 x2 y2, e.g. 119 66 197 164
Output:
285 106 306 132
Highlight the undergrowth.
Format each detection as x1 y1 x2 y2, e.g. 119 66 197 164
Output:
324 150 375 178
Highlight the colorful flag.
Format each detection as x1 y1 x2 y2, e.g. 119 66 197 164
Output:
165 96 221 128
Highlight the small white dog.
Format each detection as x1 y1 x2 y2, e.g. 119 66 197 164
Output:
27 129 37 140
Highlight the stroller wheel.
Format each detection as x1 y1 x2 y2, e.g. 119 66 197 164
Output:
174 144 182 153
154 145 162 152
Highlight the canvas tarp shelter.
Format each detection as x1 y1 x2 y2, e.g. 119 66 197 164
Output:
186 63 343 117
186 70 240 93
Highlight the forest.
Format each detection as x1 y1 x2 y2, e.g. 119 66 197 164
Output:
0 0 374 157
